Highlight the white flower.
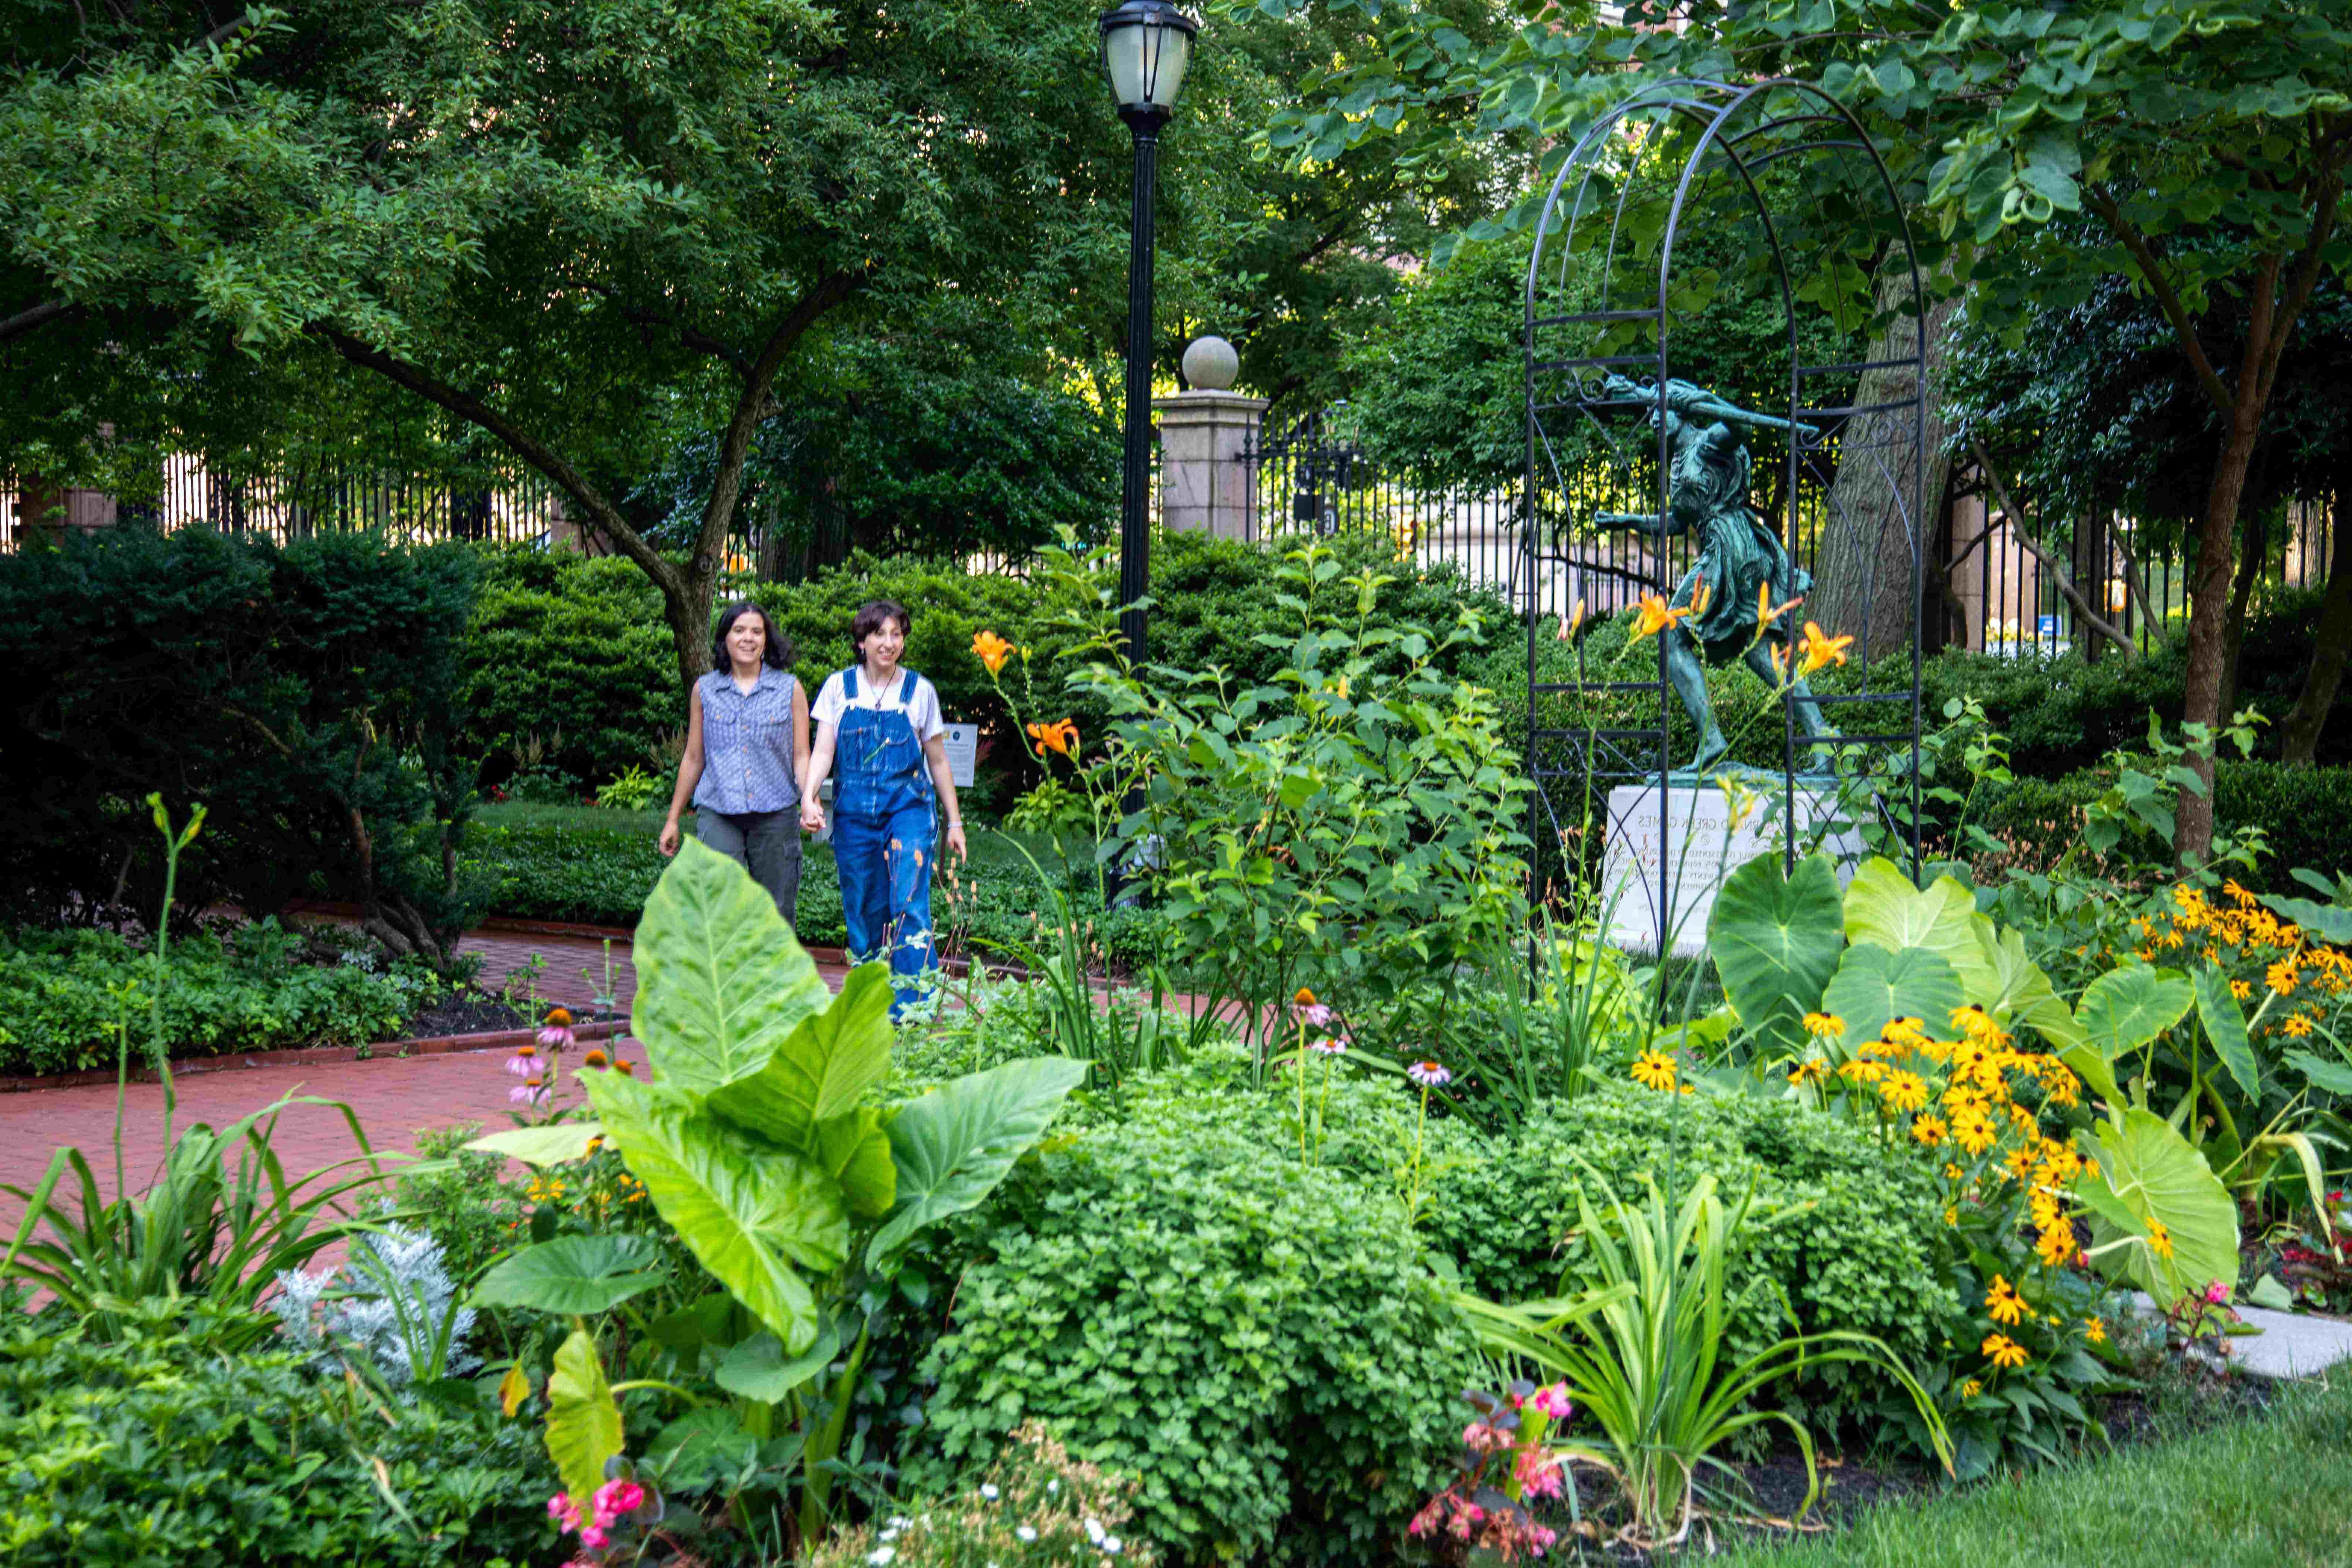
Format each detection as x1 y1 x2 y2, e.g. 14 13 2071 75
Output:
981 1483 1001 1501
1046 1480 1059 1495
1085 1519 1105 1544
1104 1538 1123 1555
1016 1526 1038 1543
868 1550 896 1567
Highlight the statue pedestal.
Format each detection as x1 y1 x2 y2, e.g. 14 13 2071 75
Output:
1600 781 1865 958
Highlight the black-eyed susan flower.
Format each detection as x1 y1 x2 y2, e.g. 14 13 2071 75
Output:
1985 1276 2025 1325
1630 1049 1678 1092
1982 1333 2029 1370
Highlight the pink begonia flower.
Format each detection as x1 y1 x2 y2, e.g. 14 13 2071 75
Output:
578 1525 610 1550
596 1478 646 1517
1531 1383 1573 1419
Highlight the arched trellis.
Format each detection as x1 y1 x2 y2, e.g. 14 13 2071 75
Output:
1521 76 1927 957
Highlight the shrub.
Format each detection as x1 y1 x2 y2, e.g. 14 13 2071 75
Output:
0 1316 554 1567
0 921 433 1076
0 526 486 964
915 1107 1479 1566
1977 759 2352 889
1415 1084 1963 1430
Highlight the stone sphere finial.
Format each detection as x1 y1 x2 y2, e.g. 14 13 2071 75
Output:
1181 335 1239 391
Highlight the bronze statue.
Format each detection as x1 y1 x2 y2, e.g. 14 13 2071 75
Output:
1588 373 1838 773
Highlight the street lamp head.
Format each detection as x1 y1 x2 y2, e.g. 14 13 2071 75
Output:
1098 0 1198 124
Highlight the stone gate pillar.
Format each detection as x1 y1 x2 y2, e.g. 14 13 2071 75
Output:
1152 336 1265 541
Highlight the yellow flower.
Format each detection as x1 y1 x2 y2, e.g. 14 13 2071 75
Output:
1959 1379 1982 1398
1796 621 1853 676
1631 1049 1679 1092
1912 1113 1949 1146
1686 575 1713 621
1753 580 1804 638
1788 1057 1830 1086
2268 959 2300 995
1954 1110 1998 1156
1944 1205 1960 1227
1555 598 1587 641
2145 1218 2174 1259
1839 1058 1890 1085
2004 1145 2041 1183
971 629 1013 676
2084 1317 2107 1345
1883 1016 1930 1049
1880 1070 1929 1113
2035 1217 2076 1266
1986 1276 2025 1325
1803 1012 1845 1039
2283 1013 2314 1038
1982 1333 2030 1370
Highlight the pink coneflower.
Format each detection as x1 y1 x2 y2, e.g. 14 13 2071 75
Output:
503 1042 539 1077
1308 1036 1348 1057
1406 1061 1451 1088
1297 1001 1334 1029
510 1077 549 1106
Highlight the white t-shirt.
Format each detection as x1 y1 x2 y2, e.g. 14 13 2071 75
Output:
811 666 946 743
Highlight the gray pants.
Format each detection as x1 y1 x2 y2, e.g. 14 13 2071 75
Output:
695 808 804 926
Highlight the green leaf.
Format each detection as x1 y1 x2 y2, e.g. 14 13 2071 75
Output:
646 1407 759 1491
1842 859 1996 997
471 1235 669 1315
869 1057 1090 1267
706 964 895 1150
2255 894 2352 947
2076 965 2195 1054
2248 1273 2296 1311
715 1319 842 1404
1707 852 1845 1053
815 1106 898 1218
1971 916 2084 1051
631 837 831 1096
1821 944 1964 1045
462 1123 605 1168
2286 1050 2352 1097
2080 1109 2239 1301
2192 967 2261 1101
545 1328 624 1517
586 1069 844 1352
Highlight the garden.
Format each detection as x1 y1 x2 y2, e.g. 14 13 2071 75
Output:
7 1 2352 1566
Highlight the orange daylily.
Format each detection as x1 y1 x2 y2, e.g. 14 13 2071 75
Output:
1797 621 1854 676
1629 591 1694 642
1754 580 1804 638
971 629 1013 676
1027 718 1079 758
1686 574 1712 620
1555 597 1586 641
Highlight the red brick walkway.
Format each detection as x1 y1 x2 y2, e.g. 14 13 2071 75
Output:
0 930 847 1235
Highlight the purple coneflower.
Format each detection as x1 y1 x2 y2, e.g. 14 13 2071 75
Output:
1406 1060 1451 1089
1308 1036 1348 1057
503 1042 538 1077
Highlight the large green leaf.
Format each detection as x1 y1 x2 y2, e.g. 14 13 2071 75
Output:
1842 859 1995 996
2192 966 2261 1102
2256 893 2352 947
546 1328 624 1517
706 964 895 1150
715 1319 842 1404
1706 851 1845 1053
2076 965 2194 1055
1970 915 2084 1052
586 1069 846 1352
2287 1050 2352 1097
2080 1109 2239 1301
471 1235 668 1315
630 838 831 1096
1821 943 1964 1045
462 1123 606 1168
869 1057 1089 1267
815 1106 897 1219
645 1407 760 1492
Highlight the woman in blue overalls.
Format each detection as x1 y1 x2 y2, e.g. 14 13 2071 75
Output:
799 599 967 1014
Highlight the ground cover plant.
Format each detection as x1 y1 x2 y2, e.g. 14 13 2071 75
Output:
0 918 438 1076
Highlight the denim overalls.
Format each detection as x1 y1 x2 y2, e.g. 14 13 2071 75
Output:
832 667 936 1014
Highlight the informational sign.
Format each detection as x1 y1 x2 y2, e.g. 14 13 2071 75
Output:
1602 782 1865 957
941 722 979 788
2037 614 2060 637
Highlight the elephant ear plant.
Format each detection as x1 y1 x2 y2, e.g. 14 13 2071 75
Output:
465 839 1086 1549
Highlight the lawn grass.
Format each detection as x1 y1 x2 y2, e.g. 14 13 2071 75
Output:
1699 1376 2352 1567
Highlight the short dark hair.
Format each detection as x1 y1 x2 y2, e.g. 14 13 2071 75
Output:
850 599 910 656
710 601 795 672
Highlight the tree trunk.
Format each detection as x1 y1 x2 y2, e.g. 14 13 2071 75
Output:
2176 403 2264 868
2219 494 2271 725
2282 482 2352 765
1807 264 1961 670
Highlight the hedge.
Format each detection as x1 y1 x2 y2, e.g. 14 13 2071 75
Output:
1975 759 2352 890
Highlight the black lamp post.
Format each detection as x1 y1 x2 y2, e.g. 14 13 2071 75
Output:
1099 0 1198 664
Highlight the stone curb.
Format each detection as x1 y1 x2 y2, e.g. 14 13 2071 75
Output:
0 1019 631 1095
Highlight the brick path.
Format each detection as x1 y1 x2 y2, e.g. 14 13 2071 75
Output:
0 929 847 1235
